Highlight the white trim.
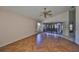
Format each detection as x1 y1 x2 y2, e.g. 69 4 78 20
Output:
0 33 36 47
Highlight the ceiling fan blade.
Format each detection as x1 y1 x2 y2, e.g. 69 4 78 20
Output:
48 10 52 13
48 13 52 15
48 14 52 17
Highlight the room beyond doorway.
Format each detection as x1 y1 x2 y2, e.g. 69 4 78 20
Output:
43 22 63 35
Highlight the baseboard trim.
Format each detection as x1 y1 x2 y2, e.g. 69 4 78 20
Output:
0 33 36 47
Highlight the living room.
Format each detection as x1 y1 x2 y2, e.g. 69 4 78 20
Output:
0 6 79 51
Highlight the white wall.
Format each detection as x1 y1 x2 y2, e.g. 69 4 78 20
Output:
75 7 79 45
0 9 36 47
43 11 69 36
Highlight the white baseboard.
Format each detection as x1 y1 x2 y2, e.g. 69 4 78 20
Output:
0 33 36 47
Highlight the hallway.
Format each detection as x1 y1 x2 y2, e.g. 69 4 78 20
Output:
0 33 79 52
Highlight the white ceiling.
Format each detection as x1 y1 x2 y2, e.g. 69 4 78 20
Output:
0 6 71 19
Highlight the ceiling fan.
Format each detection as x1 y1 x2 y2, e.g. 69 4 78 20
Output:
40 8 52 18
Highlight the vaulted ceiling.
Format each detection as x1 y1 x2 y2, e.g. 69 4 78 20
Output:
0 6 71 19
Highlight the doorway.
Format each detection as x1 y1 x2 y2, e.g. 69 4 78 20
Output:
43 22 63 35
